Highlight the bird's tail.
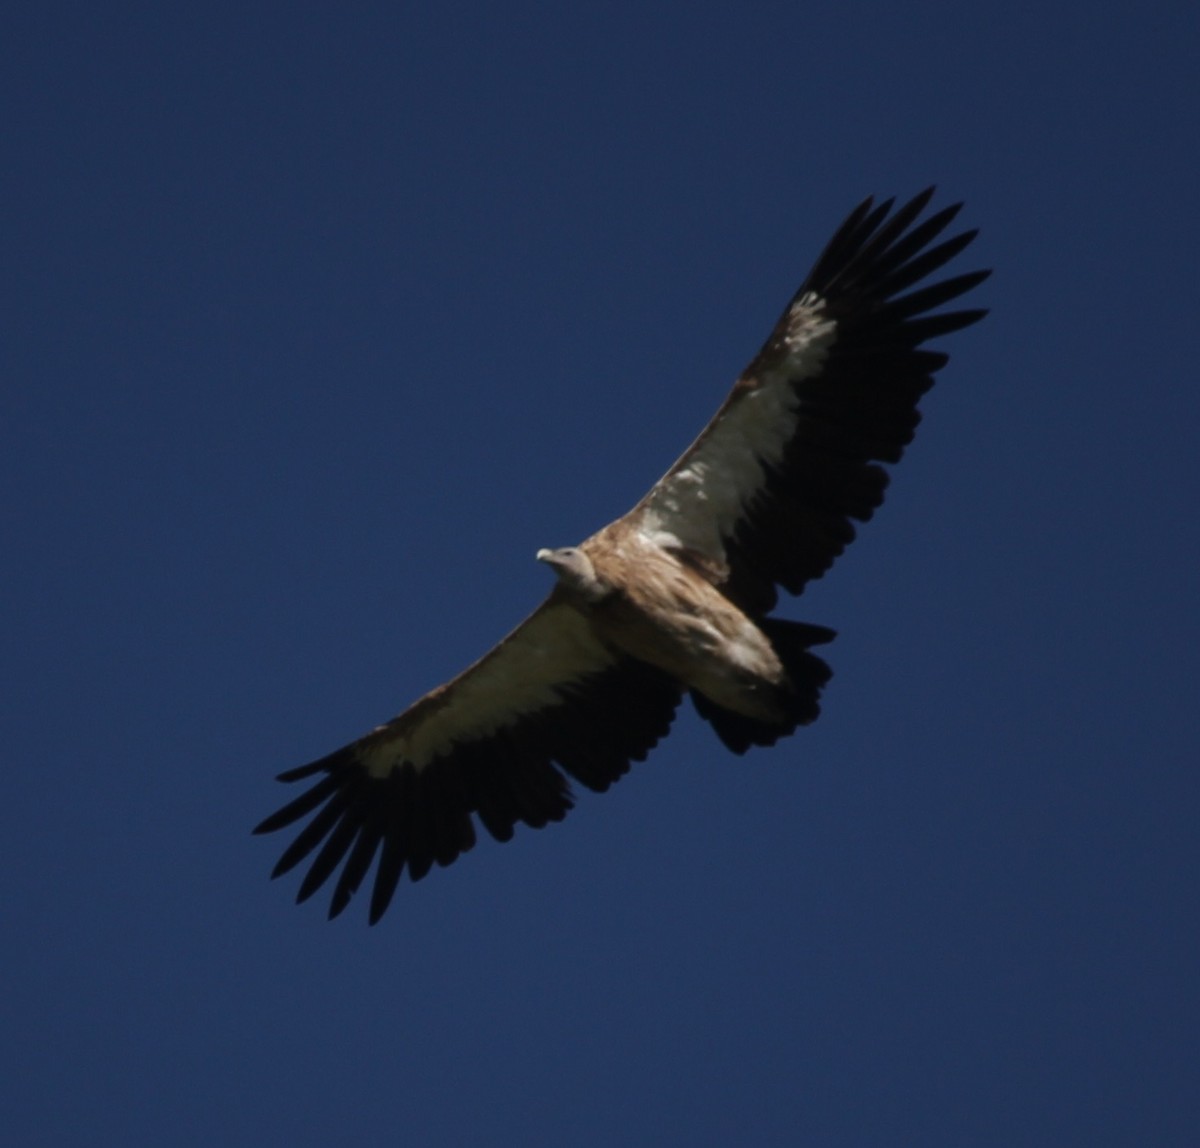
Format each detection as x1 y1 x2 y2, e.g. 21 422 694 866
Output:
690 618 835 754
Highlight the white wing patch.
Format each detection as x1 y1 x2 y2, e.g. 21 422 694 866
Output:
359 601 615 775
636 295 837 563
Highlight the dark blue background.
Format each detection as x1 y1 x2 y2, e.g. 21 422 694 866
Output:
4 2 1197 1144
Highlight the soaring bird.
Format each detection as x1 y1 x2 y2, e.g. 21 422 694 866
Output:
255 188 989 923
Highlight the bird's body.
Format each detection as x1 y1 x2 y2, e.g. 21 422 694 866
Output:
255 189 989 922
567 536 790 722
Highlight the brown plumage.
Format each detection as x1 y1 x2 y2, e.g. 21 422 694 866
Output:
254 188 989 923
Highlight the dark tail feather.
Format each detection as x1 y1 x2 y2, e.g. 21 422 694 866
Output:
691 619 835 755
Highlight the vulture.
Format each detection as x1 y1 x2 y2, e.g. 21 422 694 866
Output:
255 188 989 923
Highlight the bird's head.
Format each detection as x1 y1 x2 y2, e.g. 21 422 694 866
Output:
536 546 609 602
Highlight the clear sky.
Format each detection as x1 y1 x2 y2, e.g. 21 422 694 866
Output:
3 2 1198 1144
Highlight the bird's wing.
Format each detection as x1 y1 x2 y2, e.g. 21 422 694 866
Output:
254 596 681 923
621 188 989 614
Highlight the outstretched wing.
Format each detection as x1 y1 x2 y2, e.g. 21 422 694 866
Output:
254 597 681 923
625 188 989 614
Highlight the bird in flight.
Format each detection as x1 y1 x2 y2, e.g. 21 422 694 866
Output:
255 188 989 923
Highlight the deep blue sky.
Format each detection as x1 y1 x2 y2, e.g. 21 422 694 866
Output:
3 2 1198 1144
